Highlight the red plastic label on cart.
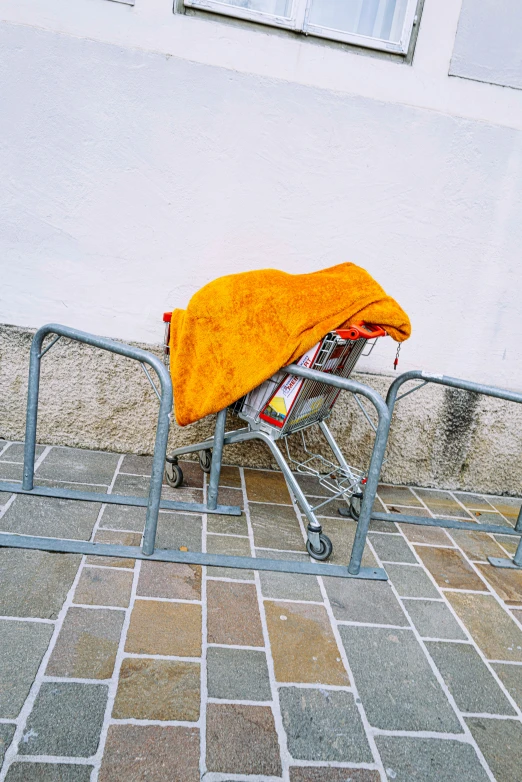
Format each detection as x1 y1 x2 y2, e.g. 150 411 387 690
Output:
259 342 321 428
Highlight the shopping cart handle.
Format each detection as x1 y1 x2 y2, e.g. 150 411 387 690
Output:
336 323 387 340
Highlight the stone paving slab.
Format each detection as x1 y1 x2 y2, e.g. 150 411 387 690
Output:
398 522 453 545
245 468 292 504
425 641 517 714
113 658 200 721
85 529 141 568
339 626 463 732
375 736 490 781
476 563 522 605
415 546 487 591
403 599 467 640
73 567 133 608
265 600 349 685
491 663 522 709
1 442 521 781
5 764 94 781
206 511 249 535
154 512 203 552
279 687 372 763
46 607 124 679
324 577 408 626
0 549 81 618
207 580 264 646
206 703 282 776
206 531 255 578
98 503 146 531
250 503 305 550
448 529 507 562
446 592 522 661
289 770 380 782
0 725 16 766
257 550 324 602
19 682 108 757
0 443 46 462
125 599 202 657
0 494 100 541
377 485 423 506
0 462 23 481
383 563 441 599
36 447 120 485
466 717 522 782
415 489 474 519
0 621 54 717
368 533 417 564
98 725 200 782
137 560 202 600
207 646 271 701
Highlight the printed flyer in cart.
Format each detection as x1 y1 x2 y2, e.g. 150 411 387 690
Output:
259 341 322 427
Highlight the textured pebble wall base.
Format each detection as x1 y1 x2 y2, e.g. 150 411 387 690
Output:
2 324 522 494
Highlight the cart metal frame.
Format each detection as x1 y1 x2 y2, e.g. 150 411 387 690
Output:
0 323 389 581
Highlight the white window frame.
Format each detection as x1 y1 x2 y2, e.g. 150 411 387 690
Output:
183 0 419 55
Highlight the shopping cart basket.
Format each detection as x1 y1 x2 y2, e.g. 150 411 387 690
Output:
163 312 386 560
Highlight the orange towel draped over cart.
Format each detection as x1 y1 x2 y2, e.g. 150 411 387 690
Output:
169 262 411 426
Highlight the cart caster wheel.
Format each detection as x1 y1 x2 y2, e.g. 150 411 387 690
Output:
165 462 184 488
349 491 363 521
199 449 212 474
306 534 333 561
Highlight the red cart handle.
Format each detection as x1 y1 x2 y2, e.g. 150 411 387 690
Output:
336 323 387 341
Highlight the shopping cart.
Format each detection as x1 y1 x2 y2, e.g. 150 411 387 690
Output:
163 312 386 560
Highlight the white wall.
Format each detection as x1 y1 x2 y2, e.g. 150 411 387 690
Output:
1 0 522 388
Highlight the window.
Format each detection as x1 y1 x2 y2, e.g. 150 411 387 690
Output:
183 0 420 54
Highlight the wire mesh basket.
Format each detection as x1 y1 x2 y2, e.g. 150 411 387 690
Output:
231 324 385 437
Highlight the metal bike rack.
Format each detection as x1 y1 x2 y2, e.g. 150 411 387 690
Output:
0 323 391 580
363 370 522 571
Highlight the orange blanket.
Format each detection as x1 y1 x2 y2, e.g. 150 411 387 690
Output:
169 263 411 425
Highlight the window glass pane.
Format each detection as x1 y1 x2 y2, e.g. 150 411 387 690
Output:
213 0 293 17
307 0 410 43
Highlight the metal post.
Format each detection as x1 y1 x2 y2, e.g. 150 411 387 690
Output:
513 537 522 568
140 383 173 557
206 408 227 511
22 329 47 490
347 407 391 574
516 505 522 533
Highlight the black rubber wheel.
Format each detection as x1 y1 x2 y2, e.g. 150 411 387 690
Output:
165 462 184 488
349 491 363 521
306 533 333 561
199 449 212 474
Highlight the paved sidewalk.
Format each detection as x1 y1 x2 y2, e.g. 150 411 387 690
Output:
0 441 521 781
